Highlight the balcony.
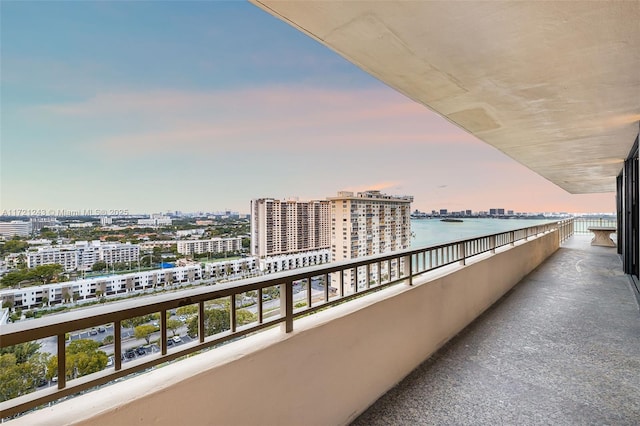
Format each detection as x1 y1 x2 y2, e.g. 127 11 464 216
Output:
355 231 640 424
0 221 595 424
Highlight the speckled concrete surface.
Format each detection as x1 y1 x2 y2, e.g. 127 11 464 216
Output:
352 235 640 426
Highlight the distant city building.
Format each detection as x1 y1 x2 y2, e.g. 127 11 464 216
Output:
175 229 206 238
177 237 242 255
465 210 472 216
507 210 514 215
100 217 113 226
250 198 331 258
138 214 172 227
68 222 94 228
26 241 140 272
30 217 59 233
0 221 32 238
489 208 506 216
439 209 448 215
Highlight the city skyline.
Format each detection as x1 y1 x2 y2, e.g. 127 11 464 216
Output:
1 2 615 215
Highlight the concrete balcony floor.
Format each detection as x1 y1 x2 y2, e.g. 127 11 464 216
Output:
353 235 640 425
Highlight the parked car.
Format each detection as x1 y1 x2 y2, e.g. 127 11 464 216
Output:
106 356 114 367
172 335 182 344
89 328 98 336
124 349 136 359
136 347 146 356
97 326 106 333
167 339 174 346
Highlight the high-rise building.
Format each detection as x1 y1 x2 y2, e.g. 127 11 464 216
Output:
328 191 413 261
328 191 413 291
250 198 331 258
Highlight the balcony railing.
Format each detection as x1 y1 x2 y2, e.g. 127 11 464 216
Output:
572 216 617 233
0 219 574 418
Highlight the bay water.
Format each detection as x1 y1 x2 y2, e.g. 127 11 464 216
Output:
411 218 554 248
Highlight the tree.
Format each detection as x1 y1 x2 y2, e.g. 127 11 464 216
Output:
0 352 49 402
0 237 28 255
47 339 107 381
236 309 256 326
134 324 156 344
187 308 229 338
92 261 107 272
39 228 57 240
0 270 30 288
0 342 41 364
176 305 198 316
30 264 64 284
122 315 152 329
113 262 127 272
166 319 182 336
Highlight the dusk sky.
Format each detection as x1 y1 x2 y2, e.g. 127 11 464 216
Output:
1 2 615 215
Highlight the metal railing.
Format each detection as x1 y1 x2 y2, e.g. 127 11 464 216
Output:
573 216 616 234
0 219 573 418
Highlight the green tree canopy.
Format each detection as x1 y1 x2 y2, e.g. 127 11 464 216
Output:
0 342 41 364
166 319 182 337
0 238 29 255
47 339 107 381
0 344 49 402
134 324 157 344
92 261 107 272
187 308 229 338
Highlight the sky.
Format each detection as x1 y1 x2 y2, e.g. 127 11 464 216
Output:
1 1 615 215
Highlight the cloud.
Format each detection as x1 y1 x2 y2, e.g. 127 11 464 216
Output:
30 85 480 158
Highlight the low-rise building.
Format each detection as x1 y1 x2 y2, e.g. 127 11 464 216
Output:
26 241 140 271
177 237 242 255
0 221 32 238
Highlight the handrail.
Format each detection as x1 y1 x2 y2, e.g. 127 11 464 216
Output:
0 219 574 418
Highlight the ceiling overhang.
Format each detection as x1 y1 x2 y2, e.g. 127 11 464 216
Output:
251 1 639 193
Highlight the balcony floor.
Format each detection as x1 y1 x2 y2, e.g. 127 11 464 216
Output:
353 235 640 425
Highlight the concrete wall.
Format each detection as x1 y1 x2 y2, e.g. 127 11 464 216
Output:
12 231 559 426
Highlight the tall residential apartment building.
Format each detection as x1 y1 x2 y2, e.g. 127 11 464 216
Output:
328 190 413 290
177 237 243 255
329 190 413 261
250 198 331 258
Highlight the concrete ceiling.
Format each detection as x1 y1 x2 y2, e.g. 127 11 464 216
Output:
251 1 639 194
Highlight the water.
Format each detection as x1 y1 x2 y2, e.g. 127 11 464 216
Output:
411 218 554 248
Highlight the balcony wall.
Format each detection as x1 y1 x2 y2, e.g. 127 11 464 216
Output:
9 231 559 426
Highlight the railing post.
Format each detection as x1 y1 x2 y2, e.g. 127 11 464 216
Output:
459 242 466 266
510 231 515 246
490 235 496 254
57 333 66 389
230 294 237 333
366 263 371 289
280 281 293 333
406 255 413 285
198 302 205 343
114 320 122 369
